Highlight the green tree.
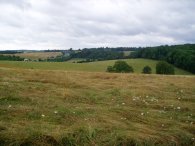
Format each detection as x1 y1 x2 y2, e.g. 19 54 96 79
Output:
156 61 175 75
112 61 134 73
142 66 152 74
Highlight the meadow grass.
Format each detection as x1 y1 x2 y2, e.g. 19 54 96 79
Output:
0 66 194 145
0 58 192 75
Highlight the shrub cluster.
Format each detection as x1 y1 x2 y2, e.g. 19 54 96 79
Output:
156 61 175 75
107 61 134 73
142 66 152 74
107 61 175 75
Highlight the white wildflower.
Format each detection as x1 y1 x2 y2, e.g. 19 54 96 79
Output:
178 97 181 100
54 111 58 114
73 111 76 114
8 105 12 108
41 114 45 117
159 110 166 114
141 113 144 116
177 107 181 110
122 103 125 105
162 124 164 127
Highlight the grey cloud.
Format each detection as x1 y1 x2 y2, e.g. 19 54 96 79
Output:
0 0 31 8
0 0 195 50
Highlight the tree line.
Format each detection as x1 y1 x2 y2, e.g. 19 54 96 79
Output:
130 44 195 73
0 44 194 74
70 48 125 61
0 55 24 61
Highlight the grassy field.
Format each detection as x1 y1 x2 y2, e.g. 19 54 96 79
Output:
123 51 135 56
0 59 192 75
0 66 194 145
4 52 63 60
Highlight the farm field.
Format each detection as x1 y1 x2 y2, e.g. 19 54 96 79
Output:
4 52 63 60
0 59 192 75
0 66 194 145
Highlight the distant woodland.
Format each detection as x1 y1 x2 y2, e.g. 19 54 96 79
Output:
0 44 194 73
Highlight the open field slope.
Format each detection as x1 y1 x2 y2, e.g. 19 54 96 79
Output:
4 52 63 60
0 59 192 75
0 67 194 145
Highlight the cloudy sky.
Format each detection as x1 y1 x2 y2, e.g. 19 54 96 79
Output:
0 0 195 50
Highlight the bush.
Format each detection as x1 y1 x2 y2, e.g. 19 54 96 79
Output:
107 61 134 73
107 66 115 72
156 61 175 75
142 66 152 74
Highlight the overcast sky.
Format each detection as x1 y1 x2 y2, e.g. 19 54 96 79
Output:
0 0 195 50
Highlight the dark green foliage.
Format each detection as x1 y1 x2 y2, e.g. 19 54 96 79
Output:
77 59 95 63
71 48 125 61
107 61 134 73
0 51 22 54
47 56 71 62
130 44 195 74
142 66 152 74
113 61 134 73
0 55 23 61
156 61 175 75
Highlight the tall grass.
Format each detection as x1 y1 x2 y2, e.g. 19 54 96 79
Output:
0 67 194 145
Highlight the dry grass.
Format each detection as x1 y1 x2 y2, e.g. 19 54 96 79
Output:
0 67 194 146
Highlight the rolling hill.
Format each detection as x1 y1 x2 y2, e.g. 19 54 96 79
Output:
3 52 63 60
0 59 192 75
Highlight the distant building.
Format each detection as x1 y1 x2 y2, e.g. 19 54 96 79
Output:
24 58 29 62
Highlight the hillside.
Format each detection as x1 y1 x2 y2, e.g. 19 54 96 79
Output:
0 59 192 75
130 44 195 74
0 67 194 145
3 52 63 60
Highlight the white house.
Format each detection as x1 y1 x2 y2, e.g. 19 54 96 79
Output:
24 58 29 62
